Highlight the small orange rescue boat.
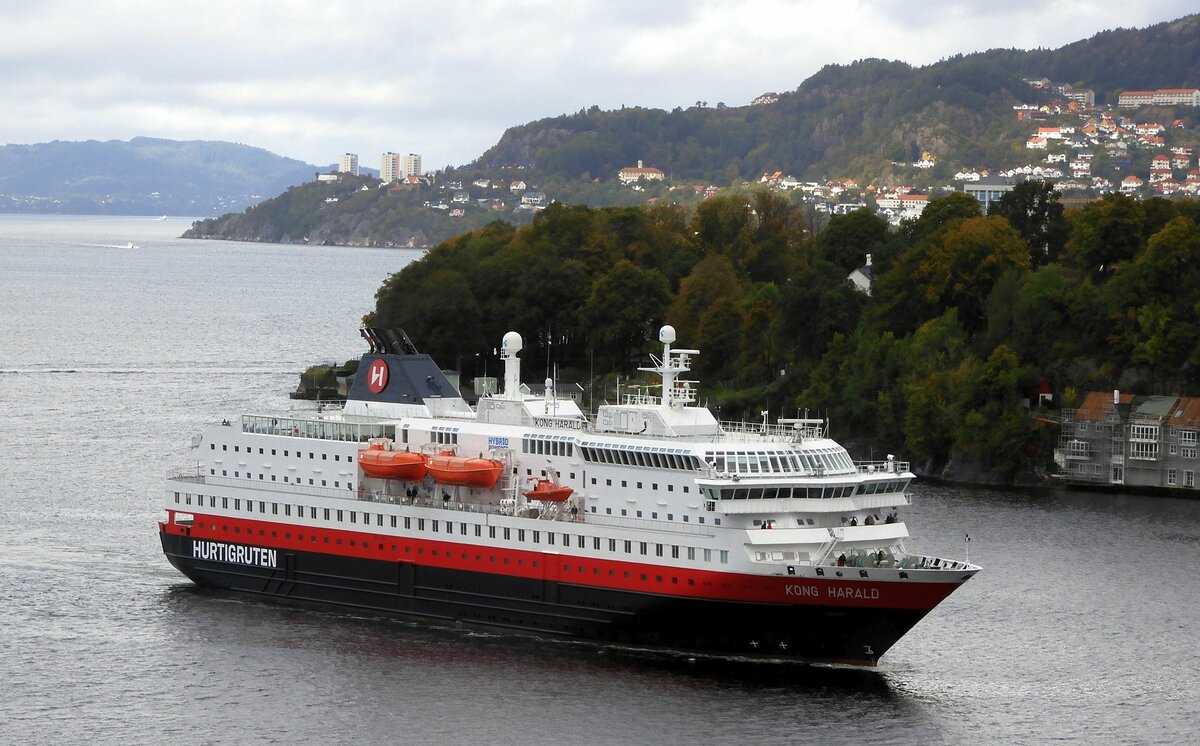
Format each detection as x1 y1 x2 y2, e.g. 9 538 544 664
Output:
523 479 573 502
358 443 428 481
426 453 504 488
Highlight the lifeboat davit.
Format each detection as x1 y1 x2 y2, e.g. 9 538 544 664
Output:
357 444 428 481
523 479 573 502
426 453 504 488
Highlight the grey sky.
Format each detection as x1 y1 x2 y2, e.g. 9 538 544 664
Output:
0 1 1192 169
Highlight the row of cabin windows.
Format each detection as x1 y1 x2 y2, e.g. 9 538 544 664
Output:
708 480 908 500
211 443 353 463
704 448 855 476
580 446 700 472
172 491 730 563
523 436 573 457
588 504 718 526
590 476 689 494
210 467 352 491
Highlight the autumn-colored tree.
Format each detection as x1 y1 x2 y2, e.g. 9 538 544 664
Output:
914 215 1030 334
666 254 743 343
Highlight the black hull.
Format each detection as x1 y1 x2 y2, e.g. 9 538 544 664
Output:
162 532 930 665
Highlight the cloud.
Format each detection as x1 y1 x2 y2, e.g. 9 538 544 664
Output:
0 0 1193 168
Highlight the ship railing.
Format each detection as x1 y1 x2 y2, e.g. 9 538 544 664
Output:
240 414 395 443
715 420 823 442
360 491 496 515
813 532 840 565
855 460 910 474
168 473 359 501
899 553 976 572
583 512 715 537
356 491 586 523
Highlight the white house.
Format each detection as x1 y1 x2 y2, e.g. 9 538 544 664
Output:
848 254 875 295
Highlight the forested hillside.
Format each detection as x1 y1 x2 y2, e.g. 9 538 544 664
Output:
480 14 1200 185
368 189 1200 483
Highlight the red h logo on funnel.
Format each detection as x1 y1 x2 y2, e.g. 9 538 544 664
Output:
367 359 389 394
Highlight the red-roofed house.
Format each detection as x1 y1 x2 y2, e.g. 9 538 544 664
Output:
1120 175 1144 193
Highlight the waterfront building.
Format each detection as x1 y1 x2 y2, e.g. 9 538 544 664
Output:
339 153 359 175
1055 391 1200 491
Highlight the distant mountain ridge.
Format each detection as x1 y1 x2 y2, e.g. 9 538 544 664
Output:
0 137 324 215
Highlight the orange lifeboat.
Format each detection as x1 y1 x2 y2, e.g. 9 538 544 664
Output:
358 443 428 481
426 453 504 488
523 479 573 502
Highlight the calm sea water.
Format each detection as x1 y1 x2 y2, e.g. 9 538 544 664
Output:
1 215 1197 745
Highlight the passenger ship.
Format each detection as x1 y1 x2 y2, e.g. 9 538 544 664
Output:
160 326 979 665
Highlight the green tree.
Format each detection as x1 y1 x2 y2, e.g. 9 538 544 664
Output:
815 208 890 274
696 296 744 381
1063 194 1146 280
582 259 671 367
988 179 1069 268
901 192 982 245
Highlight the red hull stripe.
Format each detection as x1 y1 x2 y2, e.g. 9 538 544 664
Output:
163 510 960 610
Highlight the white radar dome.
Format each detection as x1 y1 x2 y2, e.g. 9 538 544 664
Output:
659 325 676 344
502 331 523 352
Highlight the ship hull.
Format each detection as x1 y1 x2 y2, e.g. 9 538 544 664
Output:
161 529 944 665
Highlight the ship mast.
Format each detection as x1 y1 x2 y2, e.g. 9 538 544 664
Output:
640 325 699 408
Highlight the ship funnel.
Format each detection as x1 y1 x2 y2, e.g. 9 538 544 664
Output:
502 331 523 399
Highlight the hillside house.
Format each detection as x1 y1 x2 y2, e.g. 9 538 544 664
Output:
1062 86 1095 107
1120 88 1200 108
618 161 665 184
963 175 1022 211
898 194 929 217
847 254 874 296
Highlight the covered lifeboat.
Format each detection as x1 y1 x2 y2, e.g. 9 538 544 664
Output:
357 443 428 481
426 452 504 488
523 479 573 502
